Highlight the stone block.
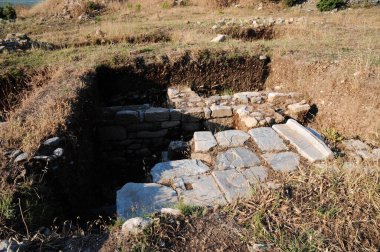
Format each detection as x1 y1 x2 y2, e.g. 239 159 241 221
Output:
249 127 288 152
136 129 168 138
216 147 261 170
212 169 251 203
273 119 333 162
169 109 183 121
116 110 139 123
214 130 250 147
174 174 227 206
263 152 299 172
210 104 233 118
240 166 268 183
144 107 170 122
151 159 210 185
161 121 181 128
117 183 178 219
193 131 217 153
183 107 204 122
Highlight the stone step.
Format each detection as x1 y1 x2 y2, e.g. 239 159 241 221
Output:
272 119 333 162
151 159 210 185
116 183 178 220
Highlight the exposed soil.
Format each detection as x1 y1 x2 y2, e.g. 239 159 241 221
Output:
267 54 380 145
219 25 275 41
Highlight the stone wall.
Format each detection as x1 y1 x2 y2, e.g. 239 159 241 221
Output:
96 86 310 171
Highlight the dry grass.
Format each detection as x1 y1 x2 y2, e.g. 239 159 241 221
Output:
98 164 380 251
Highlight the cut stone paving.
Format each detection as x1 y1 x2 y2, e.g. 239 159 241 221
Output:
174 174 227 206
212 169 251 203
214 130 250 147
249 127 288 152
193 131 217 153
263 152 300 172
240 166 269 183
117 183 178 219
114 88 339 220
216 147 261 170
273 119 334 162
151 159 209 185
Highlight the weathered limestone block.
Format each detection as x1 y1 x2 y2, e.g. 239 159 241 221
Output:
136 129 168 138
240 116 258 129
117 183 178 219
268 92 294 104
341 139 371 151
174 174 227 206
161 121 181 128
214 130 250 147
249 127 288 152
144 107 170 122
151 159 210 185
216 147 261 170
286 102 310 120
116 110 140 123
168 141 190 160
212 169 251 203
98 126 126 141
273 119 333 162
233 92 261 104
167 87 179 99
169 109 183 121
240 166 268 183
263 152 299 172
210 104 233 118
193 131 217 152
183 107 204 122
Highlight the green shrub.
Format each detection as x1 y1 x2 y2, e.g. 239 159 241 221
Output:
0 4 17 20
281 0 299 6
317 0 346 11
87 0 101 11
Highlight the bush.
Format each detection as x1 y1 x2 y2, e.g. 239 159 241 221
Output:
0 4 17 20
317 0 346 11
86 0 101 11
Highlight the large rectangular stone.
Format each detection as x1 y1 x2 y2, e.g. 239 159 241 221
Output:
210 105 233 118
136 129 168 138
182 107 204 122
216 147 261 170
115 110 140 123
144 107 170 122
272 119 334 162
193 131 217 153
212 169 251 203
263 152 299 172
174 175 227 206
248 127 288 152
117 183 178 219
214 130 250 147
151 159 210 185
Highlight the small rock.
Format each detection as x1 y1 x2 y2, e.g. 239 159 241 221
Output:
121 217 153 235
211 34 227 43
43 137 61 147
259 55 267 60
53 148 64 158
9 150 22 159
14 153 28 163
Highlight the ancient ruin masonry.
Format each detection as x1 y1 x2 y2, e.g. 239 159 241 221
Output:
111 86 335 219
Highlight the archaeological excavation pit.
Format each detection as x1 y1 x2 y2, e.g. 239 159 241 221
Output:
31 52 335 223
